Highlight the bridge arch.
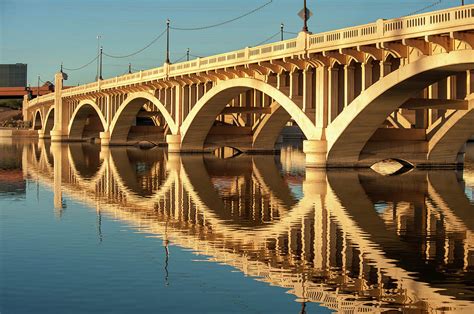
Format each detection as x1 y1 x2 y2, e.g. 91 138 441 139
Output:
252 102 293 150
68 100 107 141
109 91 177 145
427 95 474 165
326 50 474 167
32 109 43 130
180 78 316 151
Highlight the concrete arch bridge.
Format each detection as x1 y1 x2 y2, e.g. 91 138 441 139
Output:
24 4 474 168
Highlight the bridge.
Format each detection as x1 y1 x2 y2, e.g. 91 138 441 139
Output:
21 141 474 312
24 4 474 168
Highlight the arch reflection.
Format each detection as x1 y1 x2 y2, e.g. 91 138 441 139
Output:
23 143 474 312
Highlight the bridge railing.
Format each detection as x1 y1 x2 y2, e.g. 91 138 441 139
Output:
27 92 55 109
308 4 474 51
27 4 474 106
168 37 299 77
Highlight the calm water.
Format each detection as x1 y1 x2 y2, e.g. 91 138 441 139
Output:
1 140 474 313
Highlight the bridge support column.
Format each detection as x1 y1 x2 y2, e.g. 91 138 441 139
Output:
100 131 111 146
50 130 68 142
361 63 373 91
22 95 30 123
328 67 339 122
166 134 182 153
457 143 466 165
344 65 355 107
303 140 327 168
51 72 68 142
38 130 50 139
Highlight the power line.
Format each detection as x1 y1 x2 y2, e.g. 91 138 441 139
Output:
173 54 188 63
405 0 442 16
38 77 50 84
103 29 167 59
284 30 299 35
170 0 273 31
254 31 280 46
63 54 99 71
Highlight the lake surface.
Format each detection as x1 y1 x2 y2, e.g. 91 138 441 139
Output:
1 140 474 313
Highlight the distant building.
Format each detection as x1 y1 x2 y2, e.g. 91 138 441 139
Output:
0 64 27 87
0 64 57 100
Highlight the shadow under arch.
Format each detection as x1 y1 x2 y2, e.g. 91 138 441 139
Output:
109 92 178 145
43 107 55 137
32 110 43 130
252 101 308 151
179 78 316 152
326 50 474 166
68 100 107 141
427 95 474 165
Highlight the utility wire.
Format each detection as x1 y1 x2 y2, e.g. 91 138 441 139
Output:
38 77 51 84
170 0 273 31
405 0 442 16
254 31 280 46
284 30 298 35
173 54 188 63
103 29 167 58
63 54 99 71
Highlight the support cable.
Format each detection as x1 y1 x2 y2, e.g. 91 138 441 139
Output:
254 31 280 46
103 29 167 58
170 0 273 31
38 77 51 84
63 54 99 71
173 54 188 63
405 1 442 16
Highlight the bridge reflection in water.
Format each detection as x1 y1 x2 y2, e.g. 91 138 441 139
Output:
23 141 474 313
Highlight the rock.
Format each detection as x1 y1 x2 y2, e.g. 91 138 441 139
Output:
137 141 156 149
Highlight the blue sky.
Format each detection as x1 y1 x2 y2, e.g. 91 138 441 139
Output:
1 0 471 86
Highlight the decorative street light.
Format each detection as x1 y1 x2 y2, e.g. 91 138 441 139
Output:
166 19 170 64
96 35 101 80
302 0 308 32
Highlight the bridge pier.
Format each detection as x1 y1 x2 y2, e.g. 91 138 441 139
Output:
38 130 50 139
303 140 328 168
166 134 182 153
50 130 68 142
99 131 111 146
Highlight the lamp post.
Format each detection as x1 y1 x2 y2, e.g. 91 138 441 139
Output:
96 35 101 80
187 48 190 61
302 0 308 32
99 46 103 80
166 19 170 64
281 23 284 41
